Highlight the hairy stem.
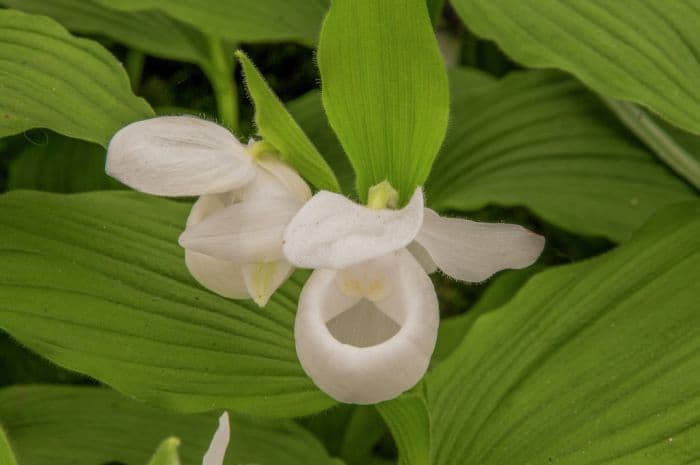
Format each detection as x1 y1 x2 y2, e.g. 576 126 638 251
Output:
204 37 239 134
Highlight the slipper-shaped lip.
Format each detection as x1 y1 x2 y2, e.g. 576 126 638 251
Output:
294 248 439 404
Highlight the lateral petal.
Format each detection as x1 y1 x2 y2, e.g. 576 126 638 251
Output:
179 195 302 264
183 196 248 299
283 188 424 269
416 208 545 282
406 240 438 274
106 116 255 196
295 249 439 404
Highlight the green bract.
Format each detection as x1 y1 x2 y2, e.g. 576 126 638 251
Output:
317 0 449 202
237 52 341 192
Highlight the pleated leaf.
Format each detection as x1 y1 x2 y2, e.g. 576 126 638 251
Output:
433 267 541 362
0 10 153 146
237 52 341 193
317 0 449 203
93 0 328 46
0 385 341 465
0 191 334 417
450 0 700 135
604 98 700 189
428 70 696 242
0 0 210 67
0 426 17 465
7 132 124 192
379 201 700 465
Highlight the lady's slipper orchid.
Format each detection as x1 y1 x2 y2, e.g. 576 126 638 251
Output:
283 184 545 404
106 116 311 306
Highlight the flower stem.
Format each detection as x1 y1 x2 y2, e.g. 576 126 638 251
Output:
204 37 239 134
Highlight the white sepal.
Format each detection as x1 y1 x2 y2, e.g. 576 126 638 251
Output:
179 195 302 263
242 260 294 307
184 196 248 299
407 241 438 274
202 412 230 465
295 249 439 404
283 188 425 269
416 208 545 282
106 116 255 196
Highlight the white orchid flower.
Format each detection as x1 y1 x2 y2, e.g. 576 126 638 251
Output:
283 182 545 404
202 412 230 465
107 116 311 307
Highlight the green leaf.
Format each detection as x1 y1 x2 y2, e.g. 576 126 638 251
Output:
7 132 123 192
0 426 17 465
377 393 430 465
0 1 243 132
433 266 541 361
448 67 497 103
603 98 700 190
381 201 700 465
301 405 388 465
286 90 355 196
0 385 341 465
0 10 153 146
337 407 388 465
93 0 328 46
237 52 341 193
0 191 334 417
0 0 211 67
0 332 85 387
450 0 700 135
317 0 449 203
428 70 696 242
147 438 181 465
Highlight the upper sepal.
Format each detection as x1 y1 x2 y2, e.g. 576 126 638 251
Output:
283 188 425 269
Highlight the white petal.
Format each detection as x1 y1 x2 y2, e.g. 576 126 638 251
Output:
106 116 255 196
202 412 230 465
179 195 302 263
283 188 425 269
183 196 248 299
407 241 438 274
242 260 294 307
254 155 312 202
416 208 545 282
295 249 439 404
185 251 249 299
